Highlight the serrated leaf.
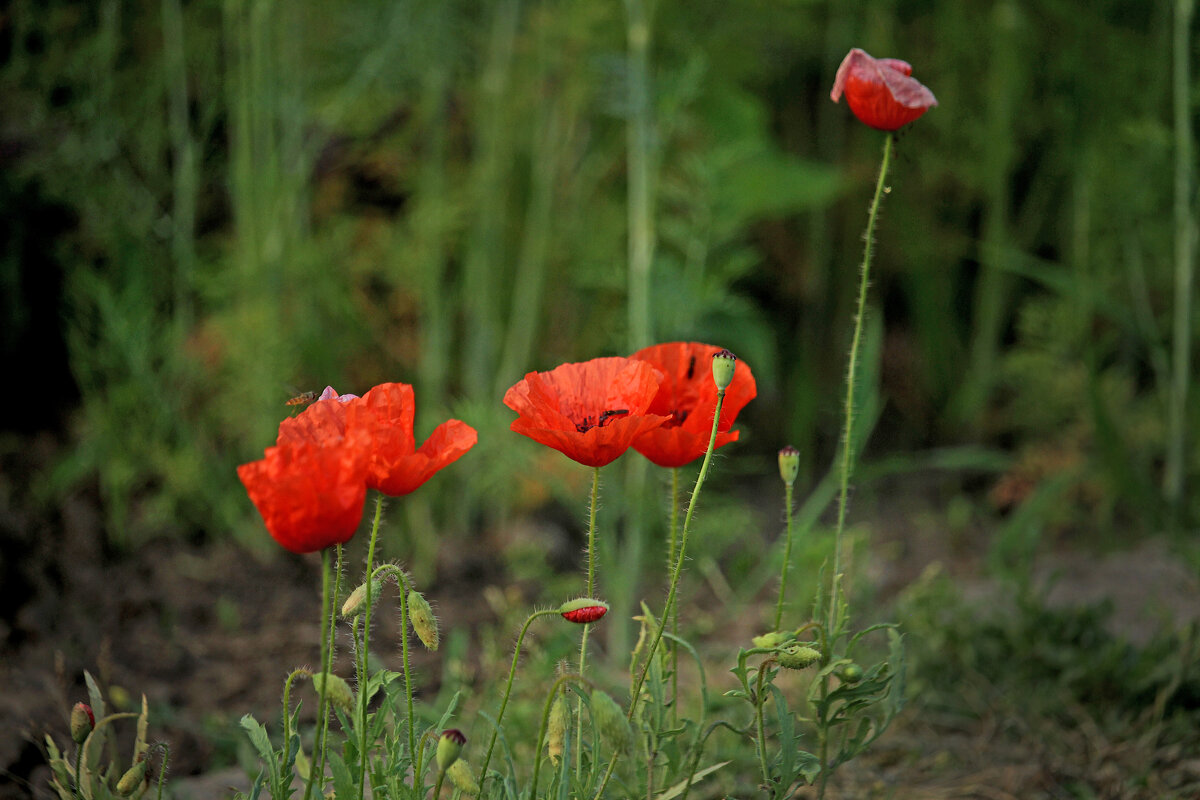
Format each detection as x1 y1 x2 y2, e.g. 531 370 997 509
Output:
135 695 149 759
654 761 730 800
769 684 796 786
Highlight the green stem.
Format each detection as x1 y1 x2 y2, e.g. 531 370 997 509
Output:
529 674 595 800
430 768 446 800
628 389 726 717
831 133 893 633
816 674 831 800
366 562 416 765
357 495 385 800
73 742 84 799
304 546 340 800
477 609 557 790
754 660 774 790
668 467 679 725
576 466 601 781
773 482 795 631
281 667 310 761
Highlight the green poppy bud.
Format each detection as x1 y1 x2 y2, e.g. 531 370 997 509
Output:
547 694 569 763
777 446 800 486
838 663 864 683
591 690 631 753
447 759 480 796
116 759 148 796
408 589 439 651
437 728 466 772
751 631 791 649
70 702 94 744
711 349 737 390
341 578 383 618
777 644 822 670
312 672 355 714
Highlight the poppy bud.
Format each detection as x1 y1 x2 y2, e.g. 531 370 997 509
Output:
408 589 439 651
591 690 631 753
557 597 609 624
70 702 94 744
436 728 466 772
777 644 822 670
312 672 355 714
838 663 864 684
116 758 147 796
341 578 383 618
547 694 569 763
751 631 790 650
447 759 480 796
777 446 800 486
711 349 737 390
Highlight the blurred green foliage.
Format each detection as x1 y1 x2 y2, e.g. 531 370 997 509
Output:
1 0 1194 548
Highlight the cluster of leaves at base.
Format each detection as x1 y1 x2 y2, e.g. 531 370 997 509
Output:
45 672 158 800
900 568 1200 741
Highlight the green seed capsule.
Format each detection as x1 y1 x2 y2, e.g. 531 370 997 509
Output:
777 644 821 670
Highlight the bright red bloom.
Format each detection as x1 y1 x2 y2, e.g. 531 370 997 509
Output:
628 342 757 468
503 357 669 468
237 434 370 554
347 382 478 496
830 48 937 131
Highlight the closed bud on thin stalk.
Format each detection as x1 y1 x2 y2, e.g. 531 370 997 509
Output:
547 694 568 763
437 729 466 772
711 349 737 390
312 672 355 714
447 759 480 796
777 644 822 670
557 597 609 624
778 446 800 486
116 758 147 796
591 689 631 753
408 589 439 651
341 578 383 618
70 702 94 744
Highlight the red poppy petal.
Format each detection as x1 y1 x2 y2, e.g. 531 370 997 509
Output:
371 419 478 495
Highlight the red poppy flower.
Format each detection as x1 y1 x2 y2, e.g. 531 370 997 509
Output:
830 48 937 132
629 342 757 468
237 434 371 554
277 392 352 447
346 382 478 496
503 357 670 468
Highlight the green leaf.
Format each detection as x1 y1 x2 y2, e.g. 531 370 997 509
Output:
653 761 730 800
327 750 355 800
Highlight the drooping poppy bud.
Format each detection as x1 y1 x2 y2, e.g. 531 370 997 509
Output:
558 598 609 624
116 758 148 796
591 690 631 753
777 644 822 670
70 702 94 744
711 350 737 390
777 446 800 486
408 589 439 651
437 729 466 772
312 672 355 714
341 578 384 618
547 694 569 763
447 759 481 796
751 631 791 650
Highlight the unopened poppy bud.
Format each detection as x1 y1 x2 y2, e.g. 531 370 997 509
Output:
558 597 609 624
591 690 631 753
447 759 480 796
751 631 790 650
547 694 568 763
777 446 800 486
341 578 383 618
116 758 147 796
711 349 737 390
312 672 355 714
777 644 822 670
70 702 94 744
838 663 864 683
437 728 466 771
408 589 439 651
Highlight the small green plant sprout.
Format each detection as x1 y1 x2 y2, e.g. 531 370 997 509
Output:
45 672 167 800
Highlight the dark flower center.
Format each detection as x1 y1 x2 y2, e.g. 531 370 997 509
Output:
574 409 629 433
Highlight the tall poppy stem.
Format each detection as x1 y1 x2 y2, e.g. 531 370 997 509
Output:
576 465 601 781
305 545 342 800
668 467 679 724
628 389 725 718
773 481 795 631
831 133 892 634
356 495 384 800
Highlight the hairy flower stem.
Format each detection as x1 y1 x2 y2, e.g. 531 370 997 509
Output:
477 609 557 790
305 546 342 800
430 768 446 800
576 466 601 781
357 495 385 800
773 482 795 631
281 667 311 756
831 133 893 634
754 660 774 788
628 389 725 717
668 467 680 725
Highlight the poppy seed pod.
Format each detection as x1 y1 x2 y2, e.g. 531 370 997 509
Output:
437 729 466 772
408 589 439 651
711 350 737 390
70 702 94 744
778 446 800 486
777 644 822 670
558 597 609 624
